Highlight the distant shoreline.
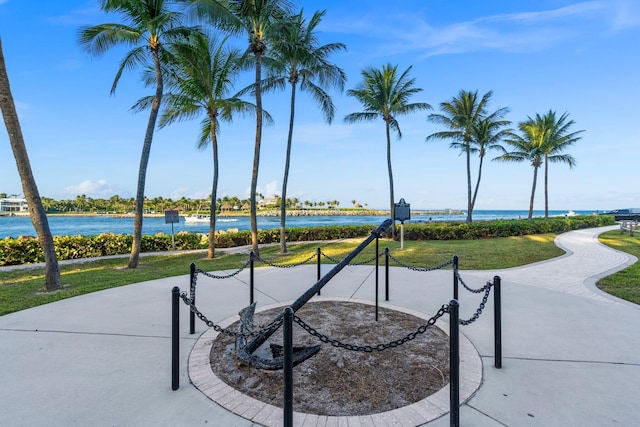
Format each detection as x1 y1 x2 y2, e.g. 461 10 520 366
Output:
32 209 465 218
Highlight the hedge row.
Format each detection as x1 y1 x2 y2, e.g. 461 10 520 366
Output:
403 215 615 240
0 216 615 266
0 232 209 266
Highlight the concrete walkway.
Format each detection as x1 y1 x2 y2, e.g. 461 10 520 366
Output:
1 225 639 426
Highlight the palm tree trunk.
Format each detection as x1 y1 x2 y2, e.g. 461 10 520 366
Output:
280 82 297 254
465 144 473 223
208 119 219 259
529 167 539 219
386 121 396 239
544 155 549 219
471 155 484 216
0 39 61 290
128 48 163 268
250 52 263 257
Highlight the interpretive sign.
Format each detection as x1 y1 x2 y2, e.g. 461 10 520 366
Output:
394 198 410 222
164 209 179 251
394 199 410 250
164 209 180 224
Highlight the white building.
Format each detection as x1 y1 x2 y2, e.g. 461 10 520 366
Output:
0 198 28 213
258 195 279 208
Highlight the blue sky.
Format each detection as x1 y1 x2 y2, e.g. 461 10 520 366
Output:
0 0 638 211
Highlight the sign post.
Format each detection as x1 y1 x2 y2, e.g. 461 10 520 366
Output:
393 199 410 250
164 209 180 251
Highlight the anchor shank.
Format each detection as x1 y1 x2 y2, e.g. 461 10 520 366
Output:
243 218 392 354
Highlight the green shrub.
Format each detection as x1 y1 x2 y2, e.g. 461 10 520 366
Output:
0 215 615 266
403 215 614 241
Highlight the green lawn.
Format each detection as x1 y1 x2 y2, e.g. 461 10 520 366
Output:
0 234 563 316
597 230 640 304
3 229 635 316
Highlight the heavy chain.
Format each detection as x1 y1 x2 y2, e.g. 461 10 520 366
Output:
190 268 198 298
457 272 492 294
292 304 449 352
179 292 283 338
195 259 251 280
459 283 493 326
320 251 381 265
386 251 454 272
348 252 384 266
320 251 343 264
254 251 317 268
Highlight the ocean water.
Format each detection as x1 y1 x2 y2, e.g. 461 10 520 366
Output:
0 209 597 239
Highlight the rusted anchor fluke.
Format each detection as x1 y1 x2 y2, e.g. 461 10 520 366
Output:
235 302 321 370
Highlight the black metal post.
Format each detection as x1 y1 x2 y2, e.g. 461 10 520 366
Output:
241 219 393 357
189 263 196 335
375 235 379 321
283 307 294 427
171 286 180 391
494 276 502 369
449 299 459 427
385 247 390 301
317 247 321 296
249 252 255 305
453 255 459 300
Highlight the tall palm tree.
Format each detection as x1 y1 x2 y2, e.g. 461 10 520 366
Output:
263 9 346 253
539 110 582 218
0 38 61 290
234 0 293 257
495 117 547 219
469 110 511 214
344 63 431 238
427 90 493 223
78 0 193 268
155 33 259 258
186 0 293 256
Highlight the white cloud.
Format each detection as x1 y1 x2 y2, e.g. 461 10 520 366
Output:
331 1 634 58
45 6 102 26
244 180 280 199
170 188 190 200
609 0 640 31
479 2 606 25
65 179 114 198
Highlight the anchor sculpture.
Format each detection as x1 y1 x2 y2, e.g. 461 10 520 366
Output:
235 218 393 370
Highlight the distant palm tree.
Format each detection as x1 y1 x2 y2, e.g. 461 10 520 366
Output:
78 0 194 268
427 90 495 223
345 63 431 238
75 194 87 213
539 110 582 218
109 195 122 213
495 117 547 219
154 33 258 258
0 38 61 290
263 9 346 253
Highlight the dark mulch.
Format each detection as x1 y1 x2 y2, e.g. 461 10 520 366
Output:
210 301 450 416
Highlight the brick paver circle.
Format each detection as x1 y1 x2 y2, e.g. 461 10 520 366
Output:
188 297 482 427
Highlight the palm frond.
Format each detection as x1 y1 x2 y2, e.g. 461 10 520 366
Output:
344 111 379 124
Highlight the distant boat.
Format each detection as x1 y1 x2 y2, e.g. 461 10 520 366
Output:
184 213 210 224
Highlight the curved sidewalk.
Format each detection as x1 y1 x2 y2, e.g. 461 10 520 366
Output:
1 225 639 426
